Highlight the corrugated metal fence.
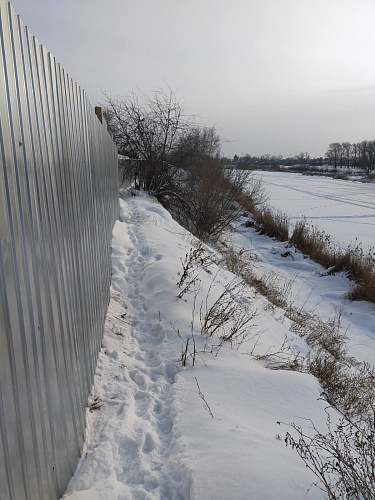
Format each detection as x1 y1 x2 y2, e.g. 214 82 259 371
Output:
0 2 119 498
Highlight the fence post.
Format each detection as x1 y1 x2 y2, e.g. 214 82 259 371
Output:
95 106 103 123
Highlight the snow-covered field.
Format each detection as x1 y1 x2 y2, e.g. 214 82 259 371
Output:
254 171 375 252
62 192 375 500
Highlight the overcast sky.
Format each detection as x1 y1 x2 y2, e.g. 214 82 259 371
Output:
9 0 375 158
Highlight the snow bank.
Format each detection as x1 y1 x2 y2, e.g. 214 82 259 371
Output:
63 191 373 499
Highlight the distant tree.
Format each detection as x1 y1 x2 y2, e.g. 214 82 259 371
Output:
352 143 360 166
293 152 309 166
359 141 369 171
326 143 342 168
238 154 254 170
342 142 352 168
324 140 375 172
367 140 375 172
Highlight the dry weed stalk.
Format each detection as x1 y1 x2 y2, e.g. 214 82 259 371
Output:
288 308 347 361
282 408 375 500
176 244 211 299
194 377 214 418
161 303 206 367
200 276 257 347
88 397 103 412
254 334 304 372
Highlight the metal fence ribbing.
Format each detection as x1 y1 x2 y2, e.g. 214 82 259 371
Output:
0 2 119 498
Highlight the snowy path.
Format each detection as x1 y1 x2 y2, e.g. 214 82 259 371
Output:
63 192 375 500
63 198 191 499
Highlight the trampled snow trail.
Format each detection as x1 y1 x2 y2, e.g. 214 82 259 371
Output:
63 192 361 499
63 198 191 499
63 188 375 500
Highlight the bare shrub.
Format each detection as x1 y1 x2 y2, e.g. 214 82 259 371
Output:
200 277 257 347
283 409 375 500
181 159 251 240
103 87 192 192
254 334 305 372
176 244 211 298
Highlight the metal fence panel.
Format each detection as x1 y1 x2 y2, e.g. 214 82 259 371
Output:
0 3 119 498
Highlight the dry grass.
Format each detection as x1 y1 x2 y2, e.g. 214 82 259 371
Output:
288 309 347 361
223 245 375 420
290 220 375 303
224 247 291 310
238 179 375 304
237 187 289 241
253 208 289 241
309 353 375 417
221 198 375 499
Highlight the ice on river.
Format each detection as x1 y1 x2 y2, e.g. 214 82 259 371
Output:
254 171 375 252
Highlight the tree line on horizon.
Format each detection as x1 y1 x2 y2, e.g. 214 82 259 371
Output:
325 140 375 171
227 140 375 172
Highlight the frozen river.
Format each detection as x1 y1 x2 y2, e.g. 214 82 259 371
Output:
253 171 375 251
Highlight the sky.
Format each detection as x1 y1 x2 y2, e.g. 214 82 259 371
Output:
8 0 375 158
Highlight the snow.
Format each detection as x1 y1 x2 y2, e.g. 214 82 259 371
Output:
62 189 374 500
232 222 375 367
254 171 375 252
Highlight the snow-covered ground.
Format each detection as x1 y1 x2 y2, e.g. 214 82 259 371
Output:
62 190 375 499
254 171 375 252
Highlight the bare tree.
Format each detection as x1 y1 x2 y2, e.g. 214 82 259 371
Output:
103 87 192 192
342 142 352 168
104 87 256 240
326 143 342 168
359 140 369 171
352 142 360 166
367 140 375 172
